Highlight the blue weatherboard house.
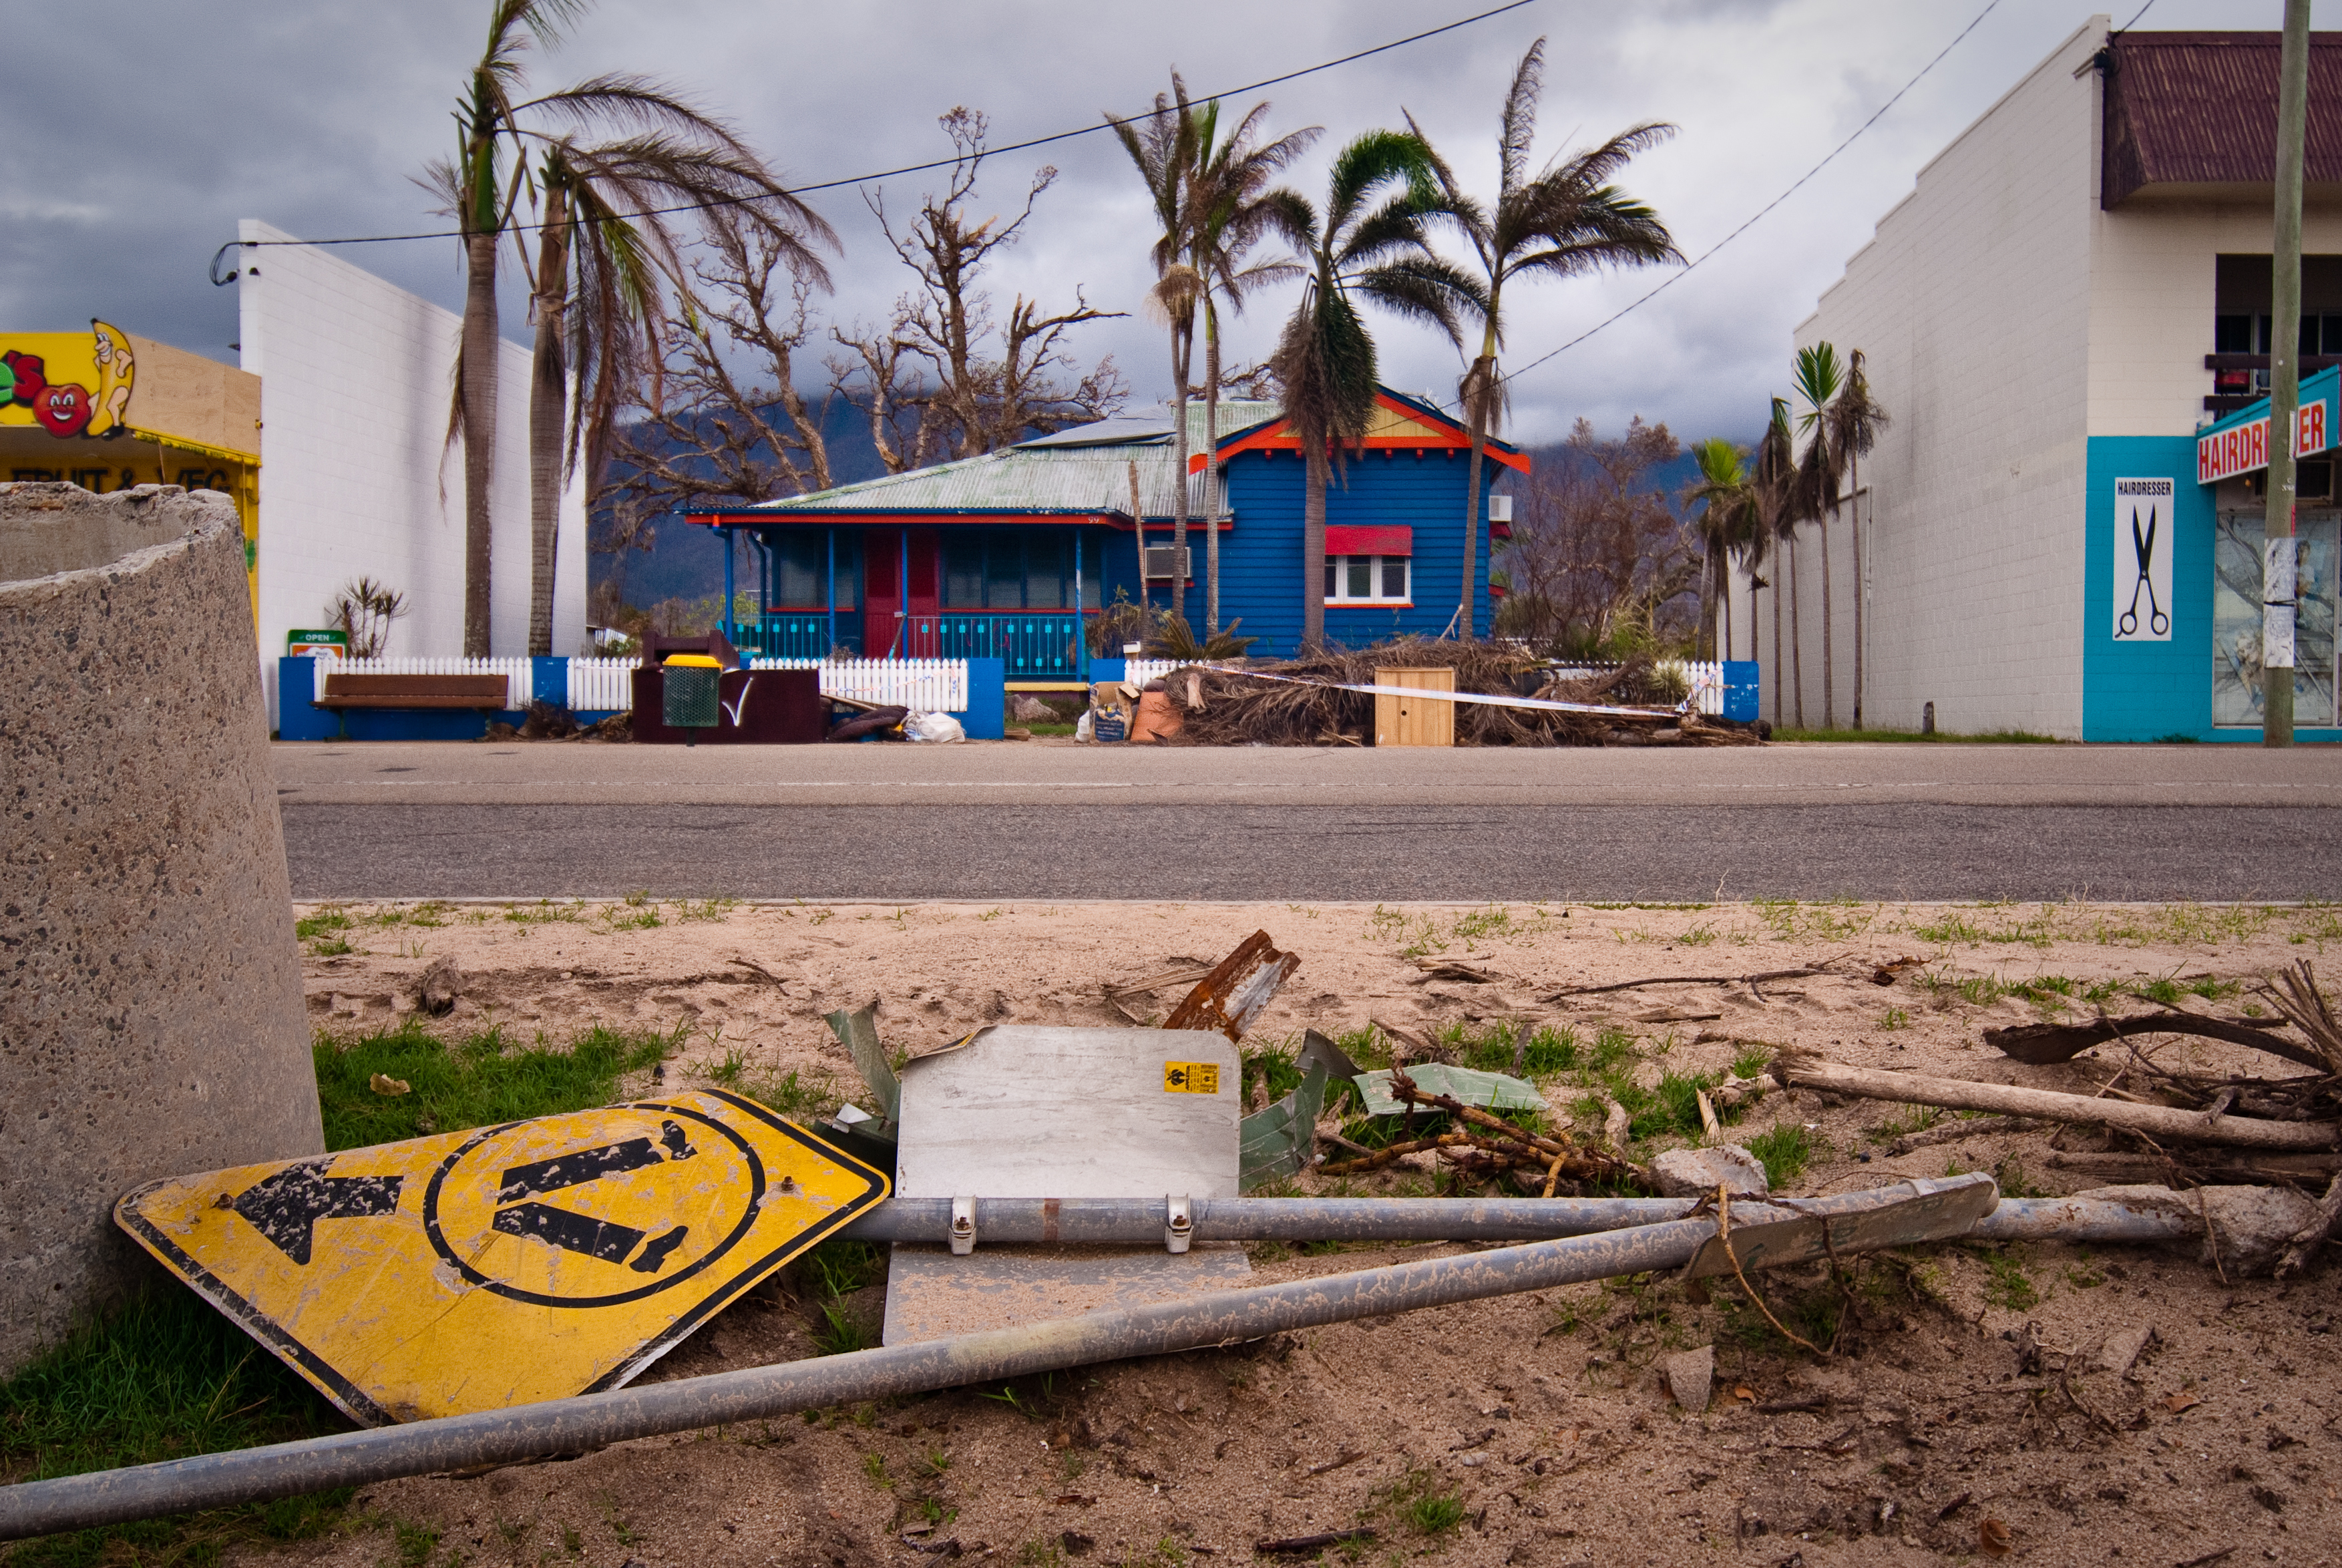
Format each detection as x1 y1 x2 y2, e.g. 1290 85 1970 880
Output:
690 389 1526 678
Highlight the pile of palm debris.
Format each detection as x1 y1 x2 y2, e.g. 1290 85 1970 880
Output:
1149 639 1760 747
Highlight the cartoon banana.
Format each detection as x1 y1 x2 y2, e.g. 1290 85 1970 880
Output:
89 319 135 437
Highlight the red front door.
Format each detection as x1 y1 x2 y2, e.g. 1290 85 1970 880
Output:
863 528 941 657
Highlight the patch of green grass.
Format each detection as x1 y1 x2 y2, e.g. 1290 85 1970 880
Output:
1992 1157 2046 1199
1879 1005 1911 1031
1730 1044 1773 1079
0 1290 355 1567
1867 1104 1940 1143
1676 922 1720 947
671 896 737 922
803 1239 884 1356
395 1519 441 1566
709 1046 748 1085
1375 1468 1467 1536
736 1068 839 1123
295 908 353 941
501 900 584 925
1016 1539 1067 1568
312 1019 680 1149
863 1450 891 1488
1750 897 1874 942
2132 974 2240 1008
1980 1246 2041 1312
1241 1043 1305 1108
1744 1122 1816 1189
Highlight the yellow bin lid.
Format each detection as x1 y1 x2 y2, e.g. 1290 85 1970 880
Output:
663 654 723 669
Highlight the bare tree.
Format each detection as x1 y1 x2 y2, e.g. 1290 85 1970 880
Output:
602 207 841 522
831 109 1128 474
1494 416 1692 654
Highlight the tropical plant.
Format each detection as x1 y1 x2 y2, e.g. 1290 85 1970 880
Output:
1684 437 1760 660
520 121 827 653
326 577 409 658
1751 397 1796 724
1791 342 1846 728
1410 39 1679 640
1185 95 1318 632
1827 349 1890 728
1267 132 1483 649
1109 81 1203 616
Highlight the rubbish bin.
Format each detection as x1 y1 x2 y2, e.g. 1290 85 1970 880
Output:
662 653 722 736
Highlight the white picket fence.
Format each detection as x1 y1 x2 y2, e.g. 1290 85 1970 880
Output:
1120 657 1727 714
335 656 533 709
563 656 970 714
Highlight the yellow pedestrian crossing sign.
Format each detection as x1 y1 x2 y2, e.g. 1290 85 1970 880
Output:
116 1091 888 1424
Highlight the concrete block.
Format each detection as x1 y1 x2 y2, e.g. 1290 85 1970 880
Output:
1651 1144 1770 1199
1 483 322 1372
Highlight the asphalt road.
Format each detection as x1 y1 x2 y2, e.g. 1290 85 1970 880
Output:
276 743 2342 902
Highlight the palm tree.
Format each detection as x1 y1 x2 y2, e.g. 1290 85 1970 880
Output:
1684 437 1759 661
1265 132 1484 650
435 0 579 656
1752 398 1796 725
1792 343 1846 729
1410 40 1679 641
1827 349 1890 728
1109 81 1203 618
1185 100 1318 633
521 126 828 653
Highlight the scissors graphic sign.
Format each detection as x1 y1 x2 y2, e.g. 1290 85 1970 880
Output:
2112 477 2174 641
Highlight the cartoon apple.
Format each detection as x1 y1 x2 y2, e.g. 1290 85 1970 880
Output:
36 383 91 437
3 351 45 407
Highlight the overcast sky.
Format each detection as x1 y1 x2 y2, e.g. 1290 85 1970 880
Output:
0 0 2281 448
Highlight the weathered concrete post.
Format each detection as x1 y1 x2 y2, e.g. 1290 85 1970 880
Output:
0 483 321 1374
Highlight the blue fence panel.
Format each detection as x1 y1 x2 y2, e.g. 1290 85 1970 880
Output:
910 614 1088 681
737 615 857 659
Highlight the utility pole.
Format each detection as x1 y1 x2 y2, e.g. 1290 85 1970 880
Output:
2263 0 2312 747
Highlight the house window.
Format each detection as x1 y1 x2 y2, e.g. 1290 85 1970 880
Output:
761 530 859 609
1323 555 1410 604
942 528 1074 609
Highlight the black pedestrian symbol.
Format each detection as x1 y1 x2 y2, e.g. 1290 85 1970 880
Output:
489 1120 697 1274
229 1161 403 1265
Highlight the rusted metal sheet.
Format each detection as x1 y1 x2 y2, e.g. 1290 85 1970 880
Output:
2104 32 2342 207
1163 930 1299 1042
114 1091 888 1424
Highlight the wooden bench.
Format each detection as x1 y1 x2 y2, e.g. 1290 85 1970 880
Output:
313 673 511 710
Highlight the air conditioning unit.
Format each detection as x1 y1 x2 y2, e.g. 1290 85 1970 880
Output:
1142 546 1191 580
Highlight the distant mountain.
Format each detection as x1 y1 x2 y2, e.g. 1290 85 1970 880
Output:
590 397 892 615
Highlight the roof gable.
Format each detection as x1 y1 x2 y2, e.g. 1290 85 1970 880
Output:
1205 389 1530 473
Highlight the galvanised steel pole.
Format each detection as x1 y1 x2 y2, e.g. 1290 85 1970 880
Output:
2263 0 2313 746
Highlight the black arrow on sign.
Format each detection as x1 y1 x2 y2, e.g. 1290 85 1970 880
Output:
228 1161 403 1265
488 1120 699 1273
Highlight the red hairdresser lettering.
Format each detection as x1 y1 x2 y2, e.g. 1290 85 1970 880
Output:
2198 399 2333 484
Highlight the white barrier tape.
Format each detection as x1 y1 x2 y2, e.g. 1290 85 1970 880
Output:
1210 668 1690 721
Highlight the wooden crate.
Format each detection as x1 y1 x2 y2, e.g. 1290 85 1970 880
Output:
1374 666 1455 747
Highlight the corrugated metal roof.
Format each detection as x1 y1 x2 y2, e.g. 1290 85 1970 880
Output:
732 401 1282 520
2104 31 2342 208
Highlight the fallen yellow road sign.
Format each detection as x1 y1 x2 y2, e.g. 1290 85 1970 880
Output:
116 1091 888 1424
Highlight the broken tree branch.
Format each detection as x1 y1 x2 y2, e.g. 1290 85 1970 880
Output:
1887 1115 2039 1155
2275 1172 2342 1278
1773 1050 2342 1151
1985 1013 2330 1074
1548 966 1828 1000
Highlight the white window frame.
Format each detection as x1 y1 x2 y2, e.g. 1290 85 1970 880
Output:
1324 554 1412 605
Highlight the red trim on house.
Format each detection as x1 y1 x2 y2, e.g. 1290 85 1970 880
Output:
1325 524 1412 556
693 511 1133 530
1197 392 1532 473
1489 520 1512 540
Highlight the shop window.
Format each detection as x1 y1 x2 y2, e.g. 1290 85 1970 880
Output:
2216 315 2255 354
2212 513 2337 728
1323 555 1410 604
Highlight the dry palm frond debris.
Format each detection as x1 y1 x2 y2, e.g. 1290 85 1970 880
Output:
1148 638 1760 747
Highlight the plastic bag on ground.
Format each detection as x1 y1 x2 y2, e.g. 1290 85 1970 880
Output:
904 711 966 743
1074 710 1095 743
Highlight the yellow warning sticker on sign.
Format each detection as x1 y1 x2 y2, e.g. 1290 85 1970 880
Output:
1163 1061 1221 1095
115 1090 887 1424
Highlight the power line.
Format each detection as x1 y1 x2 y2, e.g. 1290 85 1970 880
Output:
2116 0 2160 32
209 0 1539 278
1481 0 2005 401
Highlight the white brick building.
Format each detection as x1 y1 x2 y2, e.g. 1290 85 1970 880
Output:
1732 19 2342 741
236 220 586 717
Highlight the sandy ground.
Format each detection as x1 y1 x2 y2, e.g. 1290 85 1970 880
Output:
252 898 2342 1568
